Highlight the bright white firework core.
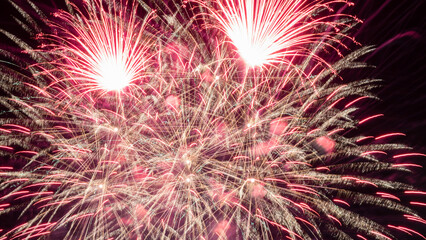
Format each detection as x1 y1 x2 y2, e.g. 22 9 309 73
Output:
231 34 270 67
94 56 132 91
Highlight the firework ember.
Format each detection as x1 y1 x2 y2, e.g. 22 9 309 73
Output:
0 0 424 239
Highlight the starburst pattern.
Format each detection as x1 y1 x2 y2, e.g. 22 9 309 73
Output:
42 0 154 96
196 0 359 68
0 0 424 239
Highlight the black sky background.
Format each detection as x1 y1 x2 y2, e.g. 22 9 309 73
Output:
0 0 425 239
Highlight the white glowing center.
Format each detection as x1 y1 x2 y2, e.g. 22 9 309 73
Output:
95 57 132 91
229 31 271 68
237 42 268 67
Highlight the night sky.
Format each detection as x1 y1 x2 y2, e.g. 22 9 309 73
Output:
0 0 425 239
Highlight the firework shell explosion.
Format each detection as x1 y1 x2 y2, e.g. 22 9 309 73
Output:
0 0 425 239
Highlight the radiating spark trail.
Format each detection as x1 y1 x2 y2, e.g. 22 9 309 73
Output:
198 0 359 68
41 0 155 95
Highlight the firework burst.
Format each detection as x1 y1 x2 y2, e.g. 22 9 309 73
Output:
40 0 155 99
0 0 424 239
195 0 359 69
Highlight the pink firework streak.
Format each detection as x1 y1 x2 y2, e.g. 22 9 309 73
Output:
0 0 424 239
39 0 155 97
197 0 360 68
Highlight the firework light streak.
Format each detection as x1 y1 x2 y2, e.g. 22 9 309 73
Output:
197 0 359 68
0 0 425 239
42 0 155 96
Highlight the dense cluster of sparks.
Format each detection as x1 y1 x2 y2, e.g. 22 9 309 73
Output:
0 0 424 239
